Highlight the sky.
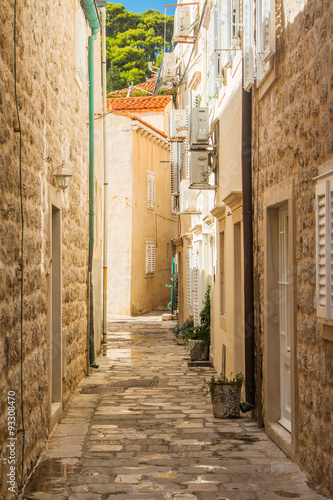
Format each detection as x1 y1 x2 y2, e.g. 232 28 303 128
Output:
107 0 175 15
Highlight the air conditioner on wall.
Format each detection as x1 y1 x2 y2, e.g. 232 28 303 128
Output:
189 107 210 149
163 52 178 80
189 151 210 185
179 179 201 214
174 5 191 38
169 109 187 139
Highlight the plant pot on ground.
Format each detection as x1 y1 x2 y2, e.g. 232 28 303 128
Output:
172 317 194 345
186 286 211 361
208 373 244 418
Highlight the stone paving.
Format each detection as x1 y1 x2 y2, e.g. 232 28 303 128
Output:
22 316 329 500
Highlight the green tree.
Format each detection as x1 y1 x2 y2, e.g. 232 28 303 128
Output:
106 3 174 92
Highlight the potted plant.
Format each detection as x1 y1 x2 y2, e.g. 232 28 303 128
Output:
187 286 211 361
172 317 194 345
208 373 244 418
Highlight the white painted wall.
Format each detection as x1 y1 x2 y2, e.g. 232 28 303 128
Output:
106 113 133 315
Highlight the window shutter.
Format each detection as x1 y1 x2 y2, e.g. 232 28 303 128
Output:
316 182 328 319
243 0 254 90
186 247 192 313
146 243 156 274
220 0 231 68
185 106 190 179
256 0 275 80
147 172 155 209
207 5 219 98
192 246 200 325
170 142 179 196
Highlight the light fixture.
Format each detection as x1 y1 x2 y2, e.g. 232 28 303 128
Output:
54 161 72 190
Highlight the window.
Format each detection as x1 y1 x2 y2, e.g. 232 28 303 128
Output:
186 247 192 313
192 244 200 325
75 5 87 89
170 142 184 196
256 0 275 82
147 172 155 209
243 0 254 90
220 232 225 316
146 242 156 274
315 179 333 321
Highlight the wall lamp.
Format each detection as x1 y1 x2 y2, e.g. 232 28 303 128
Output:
54 161 72 190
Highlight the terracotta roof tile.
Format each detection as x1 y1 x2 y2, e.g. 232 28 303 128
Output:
107 76 158 98
107 95 171 112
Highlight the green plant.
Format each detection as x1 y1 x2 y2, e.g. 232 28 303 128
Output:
173 316 194 340
187 285 211 348
207 372 245 392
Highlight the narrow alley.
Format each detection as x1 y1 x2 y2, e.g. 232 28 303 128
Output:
22 316 327 500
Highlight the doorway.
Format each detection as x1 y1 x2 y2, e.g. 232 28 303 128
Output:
51 204 62 412
278 206 291 432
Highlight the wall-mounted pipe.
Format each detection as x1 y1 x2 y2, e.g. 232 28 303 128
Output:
240 88 255 413
81 0 100 367
101 5 108 344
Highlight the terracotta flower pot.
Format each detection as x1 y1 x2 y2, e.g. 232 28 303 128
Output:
188 339 209 361
210 384 241 418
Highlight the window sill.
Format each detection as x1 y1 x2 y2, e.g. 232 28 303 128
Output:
318 318 333 341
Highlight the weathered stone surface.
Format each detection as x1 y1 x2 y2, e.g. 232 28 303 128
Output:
21 319 327 499
252 0 333 495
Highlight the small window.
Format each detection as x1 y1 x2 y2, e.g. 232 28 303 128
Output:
186 247 192 313
147 172 155 210
146 242 156 274
315 179 333 321
220 232 225 316
256 0 275 82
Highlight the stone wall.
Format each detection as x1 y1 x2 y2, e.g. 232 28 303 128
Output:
252 0 333 493
0 0 95 496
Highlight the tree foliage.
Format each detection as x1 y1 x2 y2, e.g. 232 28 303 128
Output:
106 4 174 92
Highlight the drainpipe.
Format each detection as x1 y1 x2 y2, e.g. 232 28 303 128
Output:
101 5 108 344
81 0 100 367
240 88 255 413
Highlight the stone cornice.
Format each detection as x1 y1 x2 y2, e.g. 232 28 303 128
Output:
171 237 182 246
189 224 202 236
223 191 243 212
210 204 226 221
202 214 214 227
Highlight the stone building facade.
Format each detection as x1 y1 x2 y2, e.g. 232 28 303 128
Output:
0 0 103 496
251 0 333 493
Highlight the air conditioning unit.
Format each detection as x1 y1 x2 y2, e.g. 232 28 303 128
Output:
174 5 191 38
169 110 187 139
189 107 210 149
163 52 178 80
179 179 201 214
189 151 210 185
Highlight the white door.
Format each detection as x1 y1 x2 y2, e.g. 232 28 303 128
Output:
278 206 292 432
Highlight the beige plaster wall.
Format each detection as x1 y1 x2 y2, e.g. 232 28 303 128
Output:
130 128 177 315
252 0 333 492
106 113 133 315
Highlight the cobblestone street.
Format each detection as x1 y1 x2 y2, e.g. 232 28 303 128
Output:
22 316 328 500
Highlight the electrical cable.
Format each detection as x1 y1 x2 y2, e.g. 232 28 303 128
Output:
14 0 25 489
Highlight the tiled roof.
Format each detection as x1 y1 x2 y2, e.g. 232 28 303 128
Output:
107 75 158 98
107 95 171 112
111 110 168 139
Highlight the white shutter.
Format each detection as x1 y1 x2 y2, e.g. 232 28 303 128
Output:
316 181 330 319
192 246 200 325
243 0 254 90
146 243 156 274
220 0 231 68
185 106 190 179
170 142 179 196
147 172 155 209
186 247 192 313
207 5 218 99
256 0 275 80
330 181 333 320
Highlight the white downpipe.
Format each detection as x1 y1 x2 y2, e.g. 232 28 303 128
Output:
101 6 108 342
